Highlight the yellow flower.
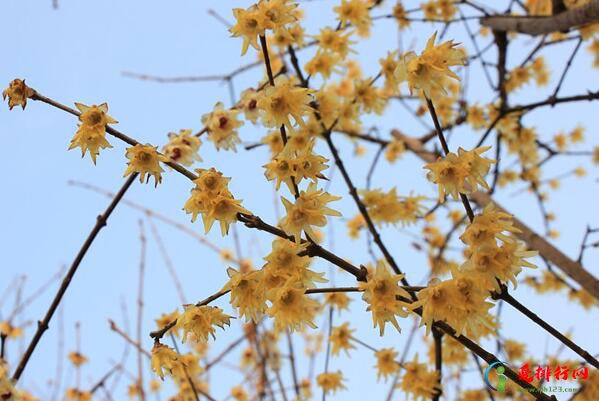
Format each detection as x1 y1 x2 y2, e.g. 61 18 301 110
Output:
222 267 267 322
503 339 527 361
124 144 168 186
231 385 248 401
574 167 586 177
262 238 327 290
150 343 184 379
264 138 328 192
239 88 261 123
361 188 426 227
462 241 537 292
65 388 91 401
314 27 356 59
395 32 466 100
392 2 411 29
353 78 387 114
178 305 233 343
324 292 351 312
280 183 341 242
424 146 494 202
257 0 298 31
358 261 410 336
374 348 400 381
304 50 342 79
347 214 366 239
68 103 117 164
201 102 244 151
0 322 23 339
428 335 469 367
0 362 19 401
257 75 314 132
410 271 494 337
329 322 355 356
3 79 34 110
568 289 598 310
155 309 180 338
334 0 372 37
399 354 441 401
183 168 250 236
300 378 312 399
149 380 161 393
162 129 202 166
459 203 520 247
570 125 585 143
230 5 268 55
385 138 406 163
261 130 285 156
316 371 346 394
67 352 88 367
467 104 486 130
266 281 319 332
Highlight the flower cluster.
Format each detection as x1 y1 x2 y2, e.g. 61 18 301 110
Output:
330 322 355 356
280 182 341 242
201 102 244 151
162 129 202 166
358 261 411 335
230 0 299 55
316 371 346 395
256 75 315 133
361 188 426 227
150 343 185 379
411 270 494 337
398 355 441 401
177 304 233 344
334 0 372 37
395 32 466 101
424 146 495 202
183 168 250 235
68 102 117 164
422 0 458 21
460 204 537 292
264 138 328 192
374 348 400 381
221 238 326 332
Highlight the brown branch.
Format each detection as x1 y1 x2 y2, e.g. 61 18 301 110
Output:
425 98 475 222
432 329 443 401
396 132 599 301
108 320 151 359
11 173 138 382
481 0 599 35
494 287 599 368
204 335 245 371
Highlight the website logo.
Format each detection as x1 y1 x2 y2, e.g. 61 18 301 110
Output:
484 361 509 392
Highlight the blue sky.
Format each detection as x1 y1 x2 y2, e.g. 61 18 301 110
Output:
1 1 598 400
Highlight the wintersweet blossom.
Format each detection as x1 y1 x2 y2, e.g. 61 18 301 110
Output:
183 168 250 236
124 144 168 186
3 79 34 110
358 261 411 335
316 371 346 394
329 322 355 356
395 32 466 100
178 305 233 343
424 146 495 202
280 183 341 242
68 102 117 164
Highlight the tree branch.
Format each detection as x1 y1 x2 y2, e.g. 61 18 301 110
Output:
481 0 599 35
